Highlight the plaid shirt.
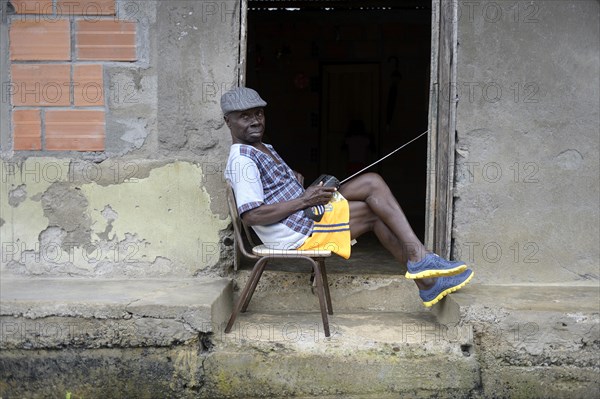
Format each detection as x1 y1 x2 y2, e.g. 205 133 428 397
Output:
231 144 314 237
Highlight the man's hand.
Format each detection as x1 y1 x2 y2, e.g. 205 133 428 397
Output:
241 181 334 227
301 184 335 207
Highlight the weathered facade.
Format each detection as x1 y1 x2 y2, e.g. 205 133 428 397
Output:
1 0 598 398
453 0 599 285
1 0 237 278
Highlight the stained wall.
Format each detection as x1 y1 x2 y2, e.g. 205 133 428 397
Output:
1 0 240 278
452 0 599 284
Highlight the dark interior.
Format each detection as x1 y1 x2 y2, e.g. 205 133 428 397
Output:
246 0 431 246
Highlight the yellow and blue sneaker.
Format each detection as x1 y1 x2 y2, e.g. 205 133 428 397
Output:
419 269 474 307
405 253 467 279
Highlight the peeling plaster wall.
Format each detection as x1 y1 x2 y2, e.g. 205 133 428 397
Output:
81 162 229 276
453 0 599 284
1 159 229 277
0 1 240 278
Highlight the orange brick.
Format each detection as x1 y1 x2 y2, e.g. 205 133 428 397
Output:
13 109 42 151
11 64 71 107
10 20 71 61
57 0 116 16
76 20 137 61
73 64 104 106
9 0 53 14
46 110 105 151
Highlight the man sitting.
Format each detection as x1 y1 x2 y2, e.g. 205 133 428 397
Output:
222 87 473 307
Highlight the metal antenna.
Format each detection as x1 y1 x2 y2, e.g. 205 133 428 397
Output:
340 130 429 185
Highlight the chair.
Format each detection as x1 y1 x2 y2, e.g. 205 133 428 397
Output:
224 182 334 337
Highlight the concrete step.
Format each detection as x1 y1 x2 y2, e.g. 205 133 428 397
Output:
233 269 426 313
202 283 599 399
206 310 480 398
1 276 598 398
0 277 232 349
0 274 479 397
438 284 600 399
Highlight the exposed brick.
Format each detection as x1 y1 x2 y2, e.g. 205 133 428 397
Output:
76 20 137 61
13 109 42 151
11 64 71 107
57 0 116 16
10 20 71 61
73 64 104 107
46 110 105 151
9 0 53 14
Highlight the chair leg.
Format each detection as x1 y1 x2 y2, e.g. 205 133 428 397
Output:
310 259 331 337
241 258 269 312
225 257 269 334
318 259 333 315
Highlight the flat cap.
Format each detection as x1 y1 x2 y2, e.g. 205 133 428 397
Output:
220 87 267 115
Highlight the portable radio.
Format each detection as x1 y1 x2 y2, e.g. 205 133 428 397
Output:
303 175 340 222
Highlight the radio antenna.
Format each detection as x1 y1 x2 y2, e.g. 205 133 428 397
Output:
339 130 429 185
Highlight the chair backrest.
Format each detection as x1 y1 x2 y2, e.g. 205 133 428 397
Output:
226 182 260 262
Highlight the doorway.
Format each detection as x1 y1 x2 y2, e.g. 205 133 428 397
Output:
245 0 433 247
320 63 379 180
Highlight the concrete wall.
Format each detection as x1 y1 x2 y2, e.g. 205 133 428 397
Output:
453 0 599 284
3 0 598 284
1 1 240 278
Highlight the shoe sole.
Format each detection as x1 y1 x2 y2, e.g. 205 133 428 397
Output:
422 270 475 308
405 264 467 280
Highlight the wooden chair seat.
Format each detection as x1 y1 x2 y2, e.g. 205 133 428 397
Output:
252 244 332 258
224 182 334 337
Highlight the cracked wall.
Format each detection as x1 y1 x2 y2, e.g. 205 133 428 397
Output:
0 1 240 278
1 159 229 278
452 0 599 284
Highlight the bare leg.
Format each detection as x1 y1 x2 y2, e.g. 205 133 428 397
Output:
346 189 434 290
340 172 427 262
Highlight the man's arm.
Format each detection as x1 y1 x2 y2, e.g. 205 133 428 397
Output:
292 170 304 187
242 185 335 226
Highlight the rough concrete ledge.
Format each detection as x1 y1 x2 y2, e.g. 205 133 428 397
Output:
1 279 598 398
435 284 600 398
0 277 232 349
233 269 425 313
434 284 600 323
205 311 480 398
0 310 479 398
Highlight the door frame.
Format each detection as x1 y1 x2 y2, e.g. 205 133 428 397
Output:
238 0 458 257
425 0 458 258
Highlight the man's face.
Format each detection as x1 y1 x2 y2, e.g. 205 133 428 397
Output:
225 107 266 146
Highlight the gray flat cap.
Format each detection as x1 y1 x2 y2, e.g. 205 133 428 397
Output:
220 87 267 115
